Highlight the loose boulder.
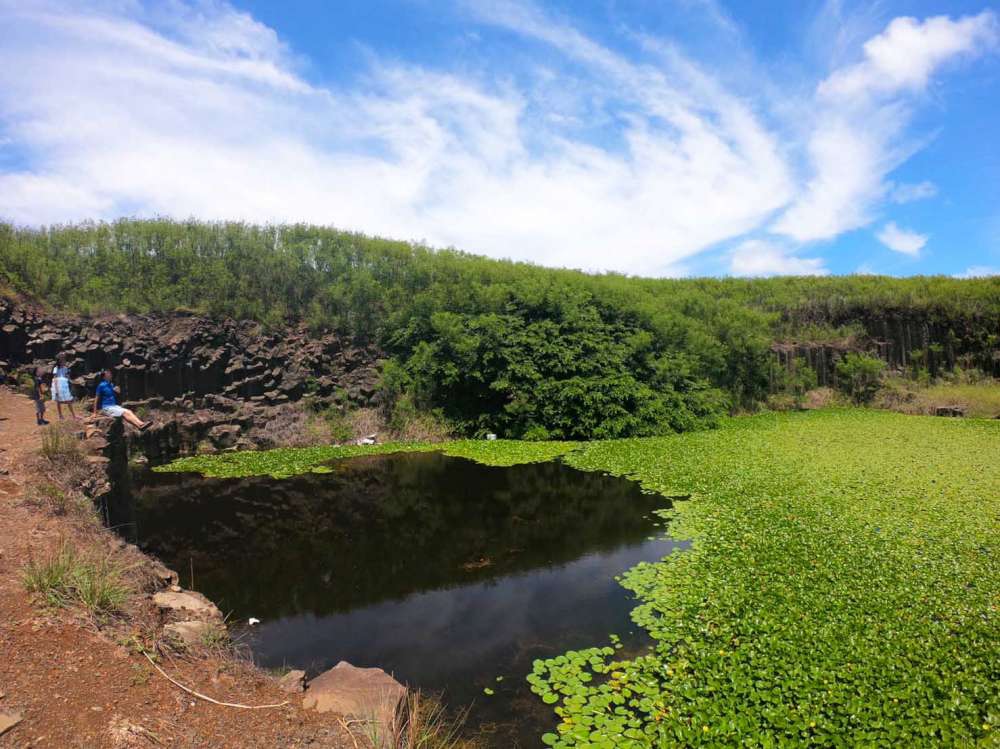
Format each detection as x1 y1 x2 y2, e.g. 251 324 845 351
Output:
302 661 406 731
152 589 223 621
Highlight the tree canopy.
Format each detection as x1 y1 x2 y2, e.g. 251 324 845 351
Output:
2 219 997 438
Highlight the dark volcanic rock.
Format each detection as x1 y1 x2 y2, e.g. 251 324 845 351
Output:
0 299 384 460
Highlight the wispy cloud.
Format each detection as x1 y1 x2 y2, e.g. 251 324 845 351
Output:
0 1 995 276
890 180 937 204
954 265 998 278
876 222 928 255
773 11 997 243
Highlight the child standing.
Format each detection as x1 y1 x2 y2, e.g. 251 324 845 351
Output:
32 366 49 426
51 353 79 420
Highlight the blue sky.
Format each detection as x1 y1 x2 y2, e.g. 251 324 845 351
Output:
0 0 998 278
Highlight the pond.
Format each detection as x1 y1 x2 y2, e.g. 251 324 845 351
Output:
131 451 686 746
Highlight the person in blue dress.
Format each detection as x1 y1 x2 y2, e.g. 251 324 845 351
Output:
92 369 151 430
51 353 79 420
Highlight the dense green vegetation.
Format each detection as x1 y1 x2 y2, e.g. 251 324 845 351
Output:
532 410 999 747
3 220 998 438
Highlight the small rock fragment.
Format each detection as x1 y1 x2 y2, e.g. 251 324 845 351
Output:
277 670 306 694
0 710 23 736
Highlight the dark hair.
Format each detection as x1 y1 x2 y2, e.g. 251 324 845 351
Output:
57 352 67 365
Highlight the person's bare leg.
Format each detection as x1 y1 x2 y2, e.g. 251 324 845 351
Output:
56 402 64 420
121 409 149 429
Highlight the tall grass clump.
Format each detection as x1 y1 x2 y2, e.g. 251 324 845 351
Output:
22 543 130 617
358 691 481 749
39 423 83 463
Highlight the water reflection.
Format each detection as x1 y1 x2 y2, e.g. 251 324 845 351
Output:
134 452 687 745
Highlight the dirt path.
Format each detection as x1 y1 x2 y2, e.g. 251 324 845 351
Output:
0 388 350 748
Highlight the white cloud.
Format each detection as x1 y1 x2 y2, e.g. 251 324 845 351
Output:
0 0 802 276
0 1 994 276
818 13 998 100
729 240 828 277
773 11 996 243
890 180 937 203
876 222 927 256
954 265 998 278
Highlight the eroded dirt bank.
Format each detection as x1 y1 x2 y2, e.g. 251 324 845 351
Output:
0 388 355 748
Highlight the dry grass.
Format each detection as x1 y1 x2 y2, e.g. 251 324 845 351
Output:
246 403 452 450
39 422 84 463
390 413 451 442
246 404 321 449
348 408 383 439
22 480 94 518
801 387 841 410
875 378 1000 418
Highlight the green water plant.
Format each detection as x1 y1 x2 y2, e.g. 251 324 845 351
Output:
529 410 999 746
155 438 580 478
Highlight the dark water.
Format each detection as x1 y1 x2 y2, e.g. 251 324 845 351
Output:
132 452 685 746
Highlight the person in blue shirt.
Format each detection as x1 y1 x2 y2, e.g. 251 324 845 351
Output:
92 369 151 430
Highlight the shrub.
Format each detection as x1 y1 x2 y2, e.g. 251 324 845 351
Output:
835 352 886 404
771 356 819 408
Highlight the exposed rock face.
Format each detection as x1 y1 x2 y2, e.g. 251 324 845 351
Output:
302 661 406 730
0 299 384 459
770 312 1000 386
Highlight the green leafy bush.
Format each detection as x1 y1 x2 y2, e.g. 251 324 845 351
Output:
835 352 886 404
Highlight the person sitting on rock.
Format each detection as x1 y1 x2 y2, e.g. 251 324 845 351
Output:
93 369 151 431
51 353 80 420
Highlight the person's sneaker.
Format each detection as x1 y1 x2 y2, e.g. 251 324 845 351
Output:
38 419 50 425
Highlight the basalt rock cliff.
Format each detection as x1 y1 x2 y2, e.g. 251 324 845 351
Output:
0 299 383 459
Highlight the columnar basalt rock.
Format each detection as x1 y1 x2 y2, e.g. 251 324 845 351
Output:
1 299 385 459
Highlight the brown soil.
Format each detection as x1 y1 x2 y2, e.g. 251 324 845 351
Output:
0 389 351 748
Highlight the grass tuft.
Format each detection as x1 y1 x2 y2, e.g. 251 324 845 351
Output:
356 691 482 749
22 543 130 617
39 423 83 463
